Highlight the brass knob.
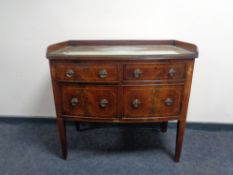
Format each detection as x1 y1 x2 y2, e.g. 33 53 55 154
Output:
132 99 141 108
66 69 75 78
70 97 79 107
164 98 173 106
99 99 108 108
168 68 176 77
99 69 108 79
133 68 142 78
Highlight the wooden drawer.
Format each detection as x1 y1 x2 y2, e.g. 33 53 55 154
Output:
61 85 118 118
123 85 183 118
123 63 185 81
56 63 119 82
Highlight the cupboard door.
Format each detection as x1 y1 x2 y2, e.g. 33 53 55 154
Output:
61 85 118 118
123 85 183 118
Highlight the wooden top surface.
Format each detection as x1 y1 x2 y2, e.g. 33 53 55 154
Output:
47 40 198 60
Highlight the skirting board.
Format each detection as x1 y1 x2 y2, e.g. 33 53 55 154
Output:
0 116 232 131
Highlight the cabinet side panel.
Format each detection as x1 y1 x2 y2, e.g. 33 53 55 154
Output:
49 60 62 118
180 59 195 121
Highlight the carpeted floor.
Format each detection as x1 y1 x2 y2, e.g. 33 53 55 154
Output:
0 118 232 175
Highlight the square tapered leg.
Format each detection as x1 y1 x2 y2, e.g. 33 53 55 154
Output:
57 118 67 160
175 120 186 162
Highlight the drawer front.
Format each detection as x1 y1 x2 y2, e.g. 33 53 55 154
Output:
56 63 118 82
61 85 118 118
123 85 183 118
123 63 185 81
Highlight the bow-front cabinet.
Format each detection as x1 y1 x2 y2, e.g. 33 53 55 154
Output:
46 40 198 162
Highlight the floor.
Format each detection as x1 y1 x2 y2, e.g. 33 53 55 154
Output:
0 118 232 175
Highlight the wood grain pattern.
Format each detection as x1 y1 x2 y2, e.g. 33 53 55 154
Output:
123 85 183 118
123 62 185 81
61 85 118 118
47 40 198 161
56 63 119 82
175 60 195 162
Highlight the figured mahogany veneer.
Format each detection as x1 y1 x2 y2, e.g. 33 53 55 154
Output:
56 63 119 82
124 63 185 82
123 85 183 118
47 40 198 162
61 85 118 117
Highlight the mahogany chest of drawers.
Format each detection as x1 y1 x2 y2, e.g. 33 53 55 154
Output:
47 40 198 162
